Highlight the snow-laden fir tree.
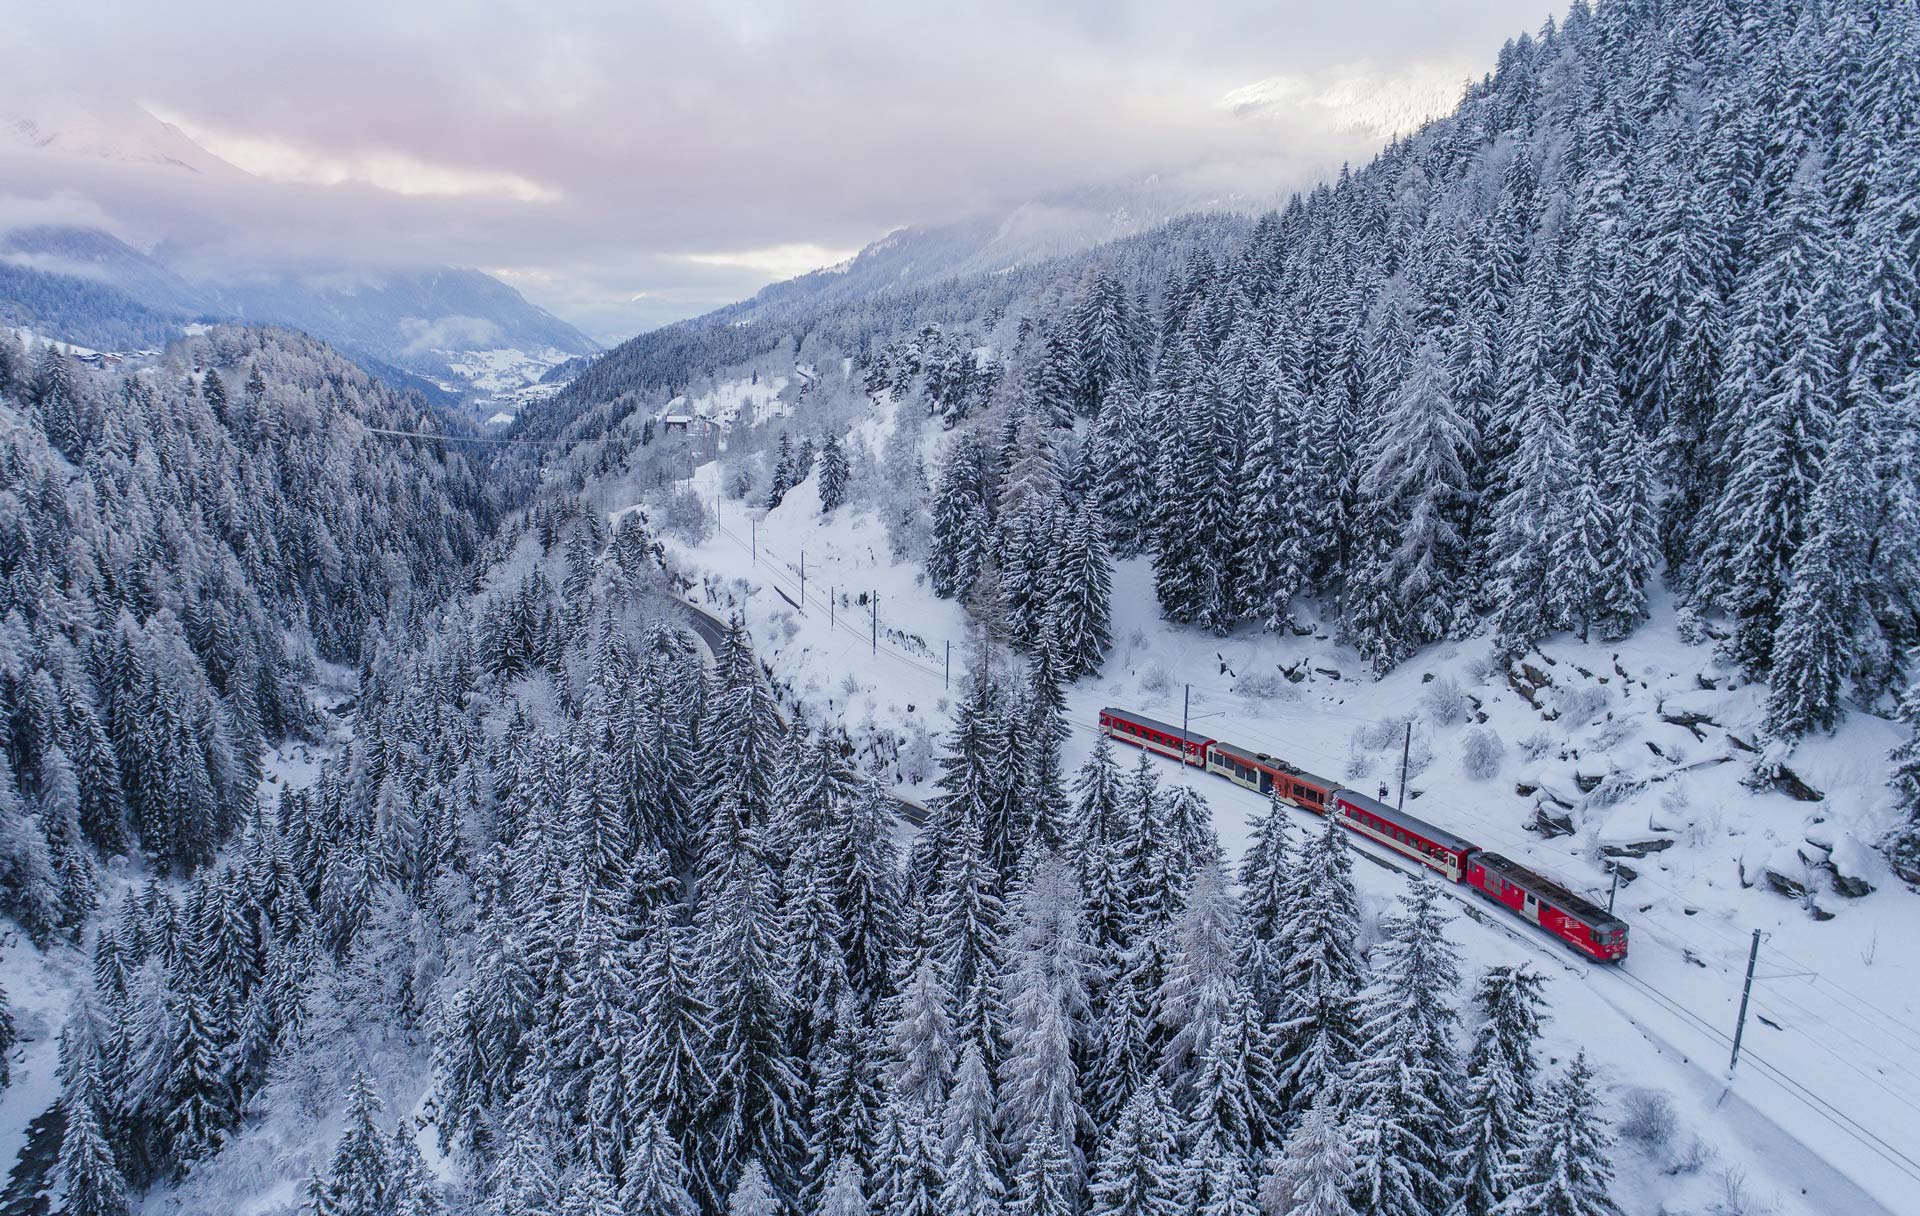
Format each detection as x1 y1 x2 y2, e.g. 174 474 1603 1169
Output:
1272 814 1366 1120
887 957 957 1118
1492 1052 1620 1216
1345 334 1476 673
1086 1077 1183 1216
1154 861 1242 1109
1151 358 1239 634
819 434 852 514
732 1159 784 1216
1697 151 1840 675
624 1116 700 1216
941 1124 1006 1216
996 853 1092 1185
560 1163 625 1216
1766 400 1875 738
1446 965 1549 1216
933 815 1009 1063
1239 793 1295 1021
1347 868 1462 1216
699 832 805 1204
820 1155 869 1216
1010 1111 1076 1216
304 1071 397 1216
1259 1091 1359 1216
1091 384 1159 558
871 1099 944 1216
57 1042 131 1216
1050 497 1114 679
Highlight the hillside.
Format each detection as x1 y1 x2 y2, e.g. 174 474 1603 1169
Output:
1 1 1916 1215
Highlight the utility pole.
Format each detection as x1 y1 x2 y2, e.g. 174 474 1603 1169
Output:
1729 929 1763 1075
945 640 951 689
799 550 806 614
1397 721 1412 811
830 587 835 630
871 592 878 656
1607 865 1622 915
751 516 757 564
1182 684 1192 766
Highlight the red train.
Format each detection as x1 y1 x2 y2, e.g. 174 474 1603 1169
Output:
1099 707 1628 962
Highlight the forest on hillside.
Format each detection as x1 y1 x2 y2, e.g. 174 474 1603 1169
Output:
0 0 1916 1214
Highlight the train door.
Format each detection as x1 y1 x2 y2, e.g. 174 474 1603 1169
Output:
1259 769 1274 794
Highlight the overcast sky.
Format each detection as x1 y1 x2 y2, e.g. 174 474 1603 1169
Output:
3 0 1558 341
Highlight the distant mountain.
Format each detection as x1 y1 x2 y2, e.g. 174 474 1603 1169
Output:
0 224 598 418
0 225 214 316
723 169 1295 328
208 263 599 416
1 94 244 177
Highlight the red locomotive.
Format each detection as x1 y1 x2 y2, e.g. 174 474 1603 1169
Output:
1098 706 1629 962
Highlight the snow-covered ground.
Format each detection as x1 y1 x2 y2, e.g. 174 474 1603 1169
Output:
434 346 574 425
657 403 1920 1216
672 372 792 431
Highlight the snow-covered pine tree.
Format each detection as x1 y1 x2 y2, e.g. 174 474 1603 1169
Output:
1238 364 1314 632
1348 333 1477 672
1271 814 1365 1121
307 1071 396 1216
57 1043 131 1216
820 1156 870 1216
699 835 805 1204
1154 862 1242 1109
769 433 798 509
803 993 881 1206
1026 328 1082 430
1073 271 1146 416
871 1098 944 1216
887 956 957 1118
1151 353 1236 633
731 1159 783 1216
1050 498 1113 680
996 854 1091 1185
1179 1125 1257 1216
1488 372 1575 658
1238 793 1294 1022
940 1124 1005 1216
1887 677 1920 884
1085 1078 1182 1216
1699 152 1841 675
1009 1112 1075 1216
1767 400 1875 738
1447 965 1549 1216
623 1116 700 1216
930 433 996 601
560 1163 625 1216
1258 1091 1359 1216
1347 868 1462 1216
1092 384 1159 558
819 434 852 514
1492 1052 1620 1216
933 815 1009 1065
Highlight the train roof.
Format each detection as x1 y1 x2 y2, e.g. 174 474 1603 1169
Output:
1331 787 1477 852
1208 740 1336 789
1099 706 1214 746
1474 852 1625 929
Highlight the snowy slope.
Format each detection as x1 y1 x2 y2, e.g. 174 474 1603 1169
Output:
648 396 1918 1216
